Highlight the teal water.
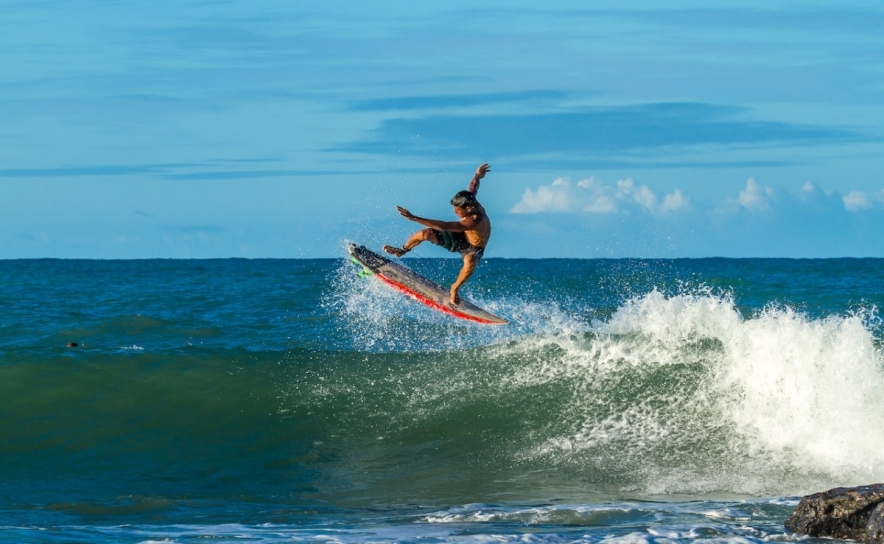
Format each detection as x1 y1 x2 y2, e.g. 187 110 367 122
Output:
2 256 884 542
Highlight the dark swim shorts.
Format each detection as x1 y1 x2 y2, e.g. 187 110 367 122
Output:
431 229 485 258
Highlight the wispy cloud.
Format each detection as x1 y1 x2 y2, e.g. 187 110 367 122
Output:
348 90 570 112
340 103 858 164
0 164 190 178
0 162 357 180
511 176 689 215
614 8 884 38
162 224 228 234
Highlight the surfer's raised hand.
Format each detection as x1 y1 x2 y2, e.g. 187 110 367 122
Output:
469 164 490 194
396 205 416 221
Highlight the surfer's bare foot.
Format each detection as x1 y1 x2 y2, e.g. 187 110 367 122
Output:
383 245 408 258
449 288 461 305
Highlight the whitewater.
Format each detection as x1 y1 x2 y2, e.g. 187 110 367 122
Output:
1 256 883 543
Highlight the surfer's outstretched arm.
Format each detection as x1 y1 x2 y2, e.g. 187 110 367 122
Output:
468 163 491 195
395 206 478 231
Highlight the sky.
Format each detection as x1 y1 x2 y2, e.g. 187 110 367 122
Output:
2 0 884 258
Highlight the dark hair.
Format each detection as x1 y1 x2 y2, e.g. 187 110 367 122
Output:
450 190 476 208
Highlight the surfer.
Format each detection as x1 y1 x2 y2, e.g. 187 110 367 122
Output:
383 163 492 305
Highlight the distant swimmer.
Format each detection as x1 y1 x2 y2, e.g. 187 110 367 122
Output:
384 163 492 305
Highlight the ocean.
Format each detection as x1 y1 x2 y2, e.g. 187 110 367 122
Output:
2 254 884 543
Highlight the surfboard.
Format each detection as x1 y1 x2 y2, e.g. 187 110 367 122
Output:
348 243 508 325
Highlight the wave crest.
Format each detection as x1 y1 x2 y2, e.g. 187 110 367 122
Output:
504 290 884 495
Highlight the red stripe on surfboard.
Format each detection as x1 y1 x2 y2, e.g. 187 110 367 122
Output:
375 273 504 325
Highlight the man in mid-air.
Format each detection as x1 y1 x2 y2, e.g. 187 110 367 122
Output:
383 163 492 305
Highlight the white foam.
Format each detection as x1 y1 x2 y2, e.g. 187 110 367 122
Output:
714 305 884 475
506 290 884 495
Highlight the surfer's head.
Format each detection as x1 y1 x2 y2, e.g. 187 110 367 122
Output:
450 190 476 209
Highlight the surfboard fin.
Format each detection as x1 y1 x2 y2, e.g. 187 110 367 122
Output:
350 257 374 278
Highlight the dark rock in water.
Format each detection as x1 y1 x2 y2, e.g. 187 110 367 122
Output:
867 503 884 544
785 484 884 542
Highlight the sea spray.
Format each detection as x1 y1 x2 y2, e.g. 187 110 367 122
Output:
322 253 564 351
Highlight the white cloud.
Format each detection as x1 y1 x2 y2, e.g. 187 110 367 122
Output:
582 195 617 213
510 177 575 213
633 184 657 210
720 177 884 216
660 189 689 213
577 176 618 213
737 177 774 211
577 177 601 189
511 176 690 215
843 191 874 212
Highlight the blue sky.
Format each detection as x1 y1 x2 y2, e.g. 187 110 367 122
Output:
2 0 884 258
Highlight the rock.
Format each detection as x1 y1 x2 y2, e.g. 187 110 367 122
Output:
785 484 884 542
867 503 884 544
